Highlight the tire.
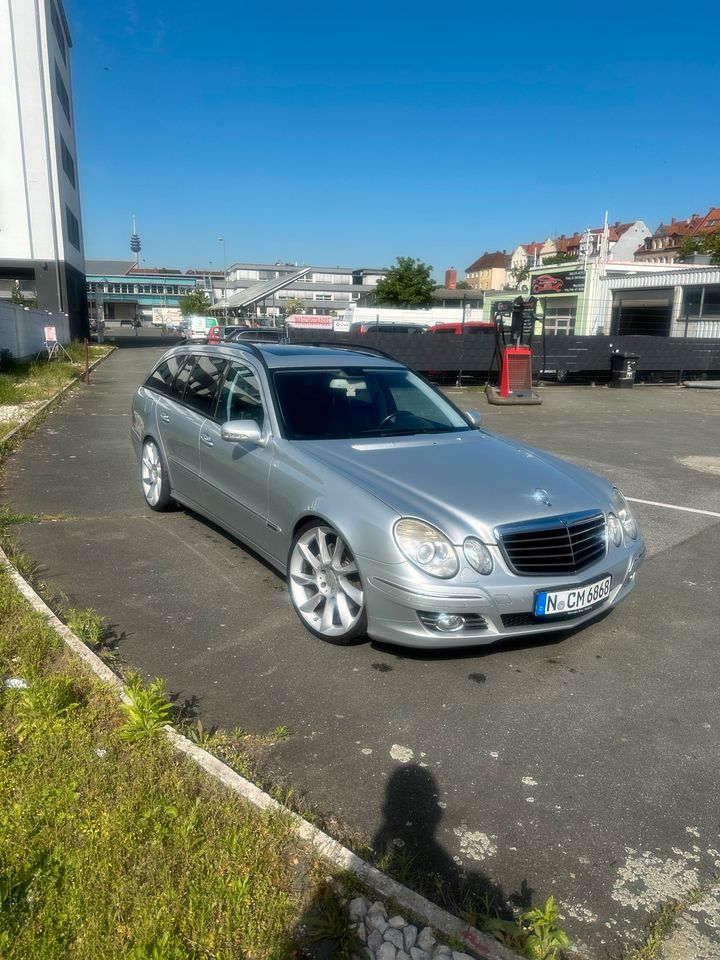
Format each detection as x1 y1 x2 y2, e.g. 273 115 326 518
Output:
288 522 367 645
140 438 173 511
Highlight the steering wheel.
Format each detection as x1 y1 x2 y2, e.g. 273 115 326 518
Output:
379 410 414 427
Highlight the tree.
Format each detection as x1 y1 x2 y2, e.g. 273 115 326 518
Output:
372 257 436 308
455 280 471 290
179 288 211 316
541 253 576 266
282 296 306 317
680 230 720 264
507 265 530 288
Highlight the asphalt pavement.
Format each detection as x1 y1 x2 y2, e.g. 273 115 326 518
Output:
3 331 720 958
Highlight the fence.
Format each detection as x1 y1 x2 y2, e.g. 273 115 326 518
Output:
288 329 720 382
0 302 71 361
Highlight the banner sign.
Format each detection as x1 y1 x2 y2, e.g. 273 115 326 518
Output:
285 314 334 329
531 270 586 296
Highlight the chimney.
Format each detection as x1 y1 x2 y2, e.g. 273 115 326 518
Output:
445 268 457 289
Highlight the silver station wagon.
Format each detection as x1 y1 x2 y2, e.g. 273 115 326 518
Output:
131 343 645 648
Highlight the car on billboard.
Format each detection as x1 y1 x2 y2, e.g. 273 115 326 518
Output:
531 275 565 294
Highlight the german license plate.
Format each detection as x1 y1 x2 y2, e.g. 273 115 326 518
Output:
534 575 612 617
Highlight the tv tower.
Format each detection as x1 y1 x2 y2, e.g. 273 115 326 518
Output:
130 215 141 266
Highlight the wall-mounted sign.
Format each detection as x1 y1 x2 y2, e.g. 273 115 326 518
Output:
531 270 586 295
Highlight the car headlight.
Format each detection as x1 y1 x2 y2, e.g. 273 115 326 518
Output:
463 537 494 575
393 518 459 579
607 513 623 547
612 488 638 541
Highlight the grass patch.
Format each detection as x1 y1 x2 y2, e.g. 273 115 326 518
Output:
0 344 110 407
0 565 326 959
622 879 718 960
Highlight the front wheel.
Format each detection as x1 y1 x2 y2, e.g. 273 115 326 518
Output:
288 523 367 644
140 438 173 511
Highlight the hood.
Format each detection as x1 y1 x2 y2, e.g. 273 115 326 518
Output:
300 430 613 543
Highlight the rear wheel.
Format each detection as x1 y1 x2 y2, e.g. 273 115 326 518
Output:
141 438 173 511
288 523 367 644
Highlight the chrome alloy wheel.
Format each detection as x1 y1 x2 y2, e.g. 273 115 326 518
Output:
141 439 163 507
289 525 365 640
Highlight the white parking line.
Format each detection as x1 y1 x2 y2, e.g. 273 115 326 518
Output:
627 497 720 519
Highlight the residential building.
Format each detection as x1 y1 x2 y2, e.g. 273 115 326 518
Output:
511 222 650 275
635 208 720 263
465 251 510 291
0 0 87 337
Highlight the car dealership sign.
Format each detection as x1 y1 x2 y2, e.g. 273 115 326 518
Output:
531 270 586 295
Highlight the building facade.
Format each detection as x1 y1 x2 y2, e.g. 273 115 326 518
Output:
217 262 387 318
635 208 720 264
0 0 87 337
464 251 510 291
85 260 209 324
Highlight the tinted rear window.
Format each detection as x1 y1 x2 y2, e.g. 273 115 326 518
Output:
145 354 187 395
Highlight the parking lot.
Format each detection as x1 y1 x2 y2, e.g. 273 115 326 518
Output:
4 339 720 958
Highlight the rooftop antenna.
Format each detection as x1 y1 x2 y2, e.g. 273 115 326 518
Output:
130 215 141 266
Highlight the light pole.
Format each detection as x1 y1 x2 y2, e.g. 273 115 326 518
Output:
218 237 227 321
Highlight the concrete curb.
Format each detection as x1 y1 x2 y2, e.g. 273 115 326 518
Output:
0 346 116 448
0 544 522 960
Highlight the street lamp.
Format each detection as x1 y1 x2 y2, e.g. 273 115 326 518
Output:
218 237 227 321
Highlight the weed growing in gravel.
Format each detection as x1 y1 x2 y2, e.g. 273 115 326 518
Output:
65 606 106 648
120 672 174 742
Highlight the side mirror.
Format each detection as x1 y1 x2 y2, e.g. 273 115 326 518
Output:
465 409 482 427
221 420 264 445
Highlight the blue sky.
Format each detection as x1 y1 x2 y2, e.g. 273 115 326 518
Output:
65 0 720 280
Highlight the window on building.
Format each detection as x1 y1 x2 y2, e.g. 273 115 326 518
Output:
315 293 332 301
65 206 80 250
59 137 75 187
543 304 577 335
51 2 67 64
55 62 71 123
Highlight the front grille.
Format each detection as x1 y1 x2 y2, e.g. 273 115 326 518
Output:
496 510 606 576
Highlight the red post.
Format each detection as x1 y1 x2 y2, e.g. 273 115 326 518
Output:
83 338 89 384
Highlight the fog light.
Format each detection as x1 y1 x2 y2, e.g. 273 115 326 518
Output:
435 613 465 632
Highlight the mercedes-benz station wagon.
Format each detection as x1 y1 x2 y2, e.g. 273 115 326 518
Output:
131 343 645 648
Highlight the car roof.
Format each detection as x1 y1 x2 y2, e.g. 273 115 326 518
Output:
165 342 405 370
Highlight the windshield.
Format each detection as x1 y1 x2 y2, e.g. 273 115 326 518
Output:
273 367 472 440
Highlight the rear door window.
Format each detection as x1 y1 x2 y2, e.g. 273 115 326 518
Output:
184 355 228 417
145 354 188 395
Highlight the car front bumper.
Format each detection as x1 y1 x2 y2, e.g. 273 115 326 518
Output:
359 538 646 649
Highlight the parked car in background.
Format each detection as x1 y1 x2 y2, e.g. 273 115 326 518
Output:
131 342 645 650
355 322 426 335
425 321 494 335
227 326 284 343
207 325 248 344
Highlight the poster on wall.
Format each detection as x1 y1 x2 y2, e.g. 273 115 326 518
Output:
531 270 586 295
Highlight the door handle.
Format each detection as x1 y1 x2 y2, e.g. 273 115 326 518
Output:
159 413 170 423
200 433 214 447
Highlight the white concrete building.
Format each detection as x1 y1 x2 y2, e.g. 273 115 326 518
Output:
0 0 87 337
